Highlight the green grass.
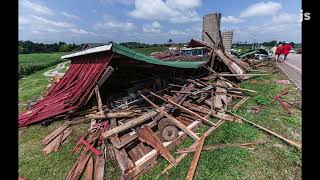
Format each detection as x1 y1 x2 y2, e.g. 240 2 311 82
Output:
19 61 70 112
134 46 168 56
19 53 67 78
19 57 301 179
141 62 301 179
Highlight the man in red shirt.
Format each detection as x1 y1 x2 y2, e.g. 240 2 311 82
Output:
275 43 283 62
282 42 292 62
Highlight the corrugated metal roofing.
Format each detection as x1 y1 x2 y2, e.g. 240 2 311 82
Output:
62 43 208 69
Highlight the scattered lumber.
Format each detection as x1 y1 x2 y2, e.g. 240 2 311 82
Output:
186 136 205 180
233 97 250 110
137 126 177 166
140 94 200 141
147 91 216 127
85 156 94 180
176 141 267 154
227 111 301 149
94 155 105 180
102 110 159 139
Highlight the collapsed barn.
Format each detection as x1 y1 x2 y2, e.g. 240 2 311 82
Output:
18 13 300 180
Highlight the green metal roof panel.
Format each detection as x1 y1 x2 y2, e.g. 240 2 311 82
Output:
111 43 208 69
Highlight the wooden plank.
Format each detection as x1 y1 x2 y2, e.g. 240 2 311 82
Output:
124 121 201 179
41 123 70 145
140 94 200 141
66 151 93 180
177 141 266 153
94 155 105 180
185 119 224 180
233 97 250 110
227 111 301 149
85 156 94 180
147 91 216 127
97 66 114 87
216 73 268 77
53 133 64 152
158 141 198 178
94 85 104 116
137 126 177 166
186 136 205 180
115 121 158 149
42 127 72 155
102 110 159 139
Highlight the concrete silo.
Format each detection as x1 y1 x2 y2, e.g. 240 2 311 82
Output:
222 31 233 50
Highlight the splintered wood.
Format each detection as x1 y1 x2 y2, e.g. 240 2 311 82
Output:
137 126 177 166
34 44 274 180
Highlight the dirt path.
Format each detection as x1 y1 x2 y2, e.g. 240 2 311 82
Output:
43 61 69 77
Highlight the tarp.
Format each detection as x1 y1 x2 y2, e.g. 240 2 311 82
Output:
18 53 113 127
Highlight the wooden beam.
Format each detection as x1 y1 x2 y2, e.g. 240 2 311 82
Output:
125 121 201 179
159 120 224 178
94 85 104 116
185 136 205 180
176 141 267 153
102 110 159 139
147 91 216 127
185 119 225 180
97 66 114 87
85 156 94 180
233 97 250 110
227 111 301 149
216 73 269 77
140 94 200 141
137 126 177 166
94 155 105 180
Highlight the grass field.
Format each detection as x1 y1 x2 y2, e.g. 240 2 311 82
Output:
18 60 301 179
19 53 67 78
134 46 168 55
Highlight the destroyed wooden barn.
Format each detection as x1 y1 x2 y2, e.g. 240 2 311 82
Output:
18 12 300 178
18 35 273 179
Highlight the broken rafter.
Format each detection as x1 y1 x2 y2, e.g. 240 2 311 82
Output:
140 94 200 141
137 126 177 166
146 91 216 127
227 111 301 149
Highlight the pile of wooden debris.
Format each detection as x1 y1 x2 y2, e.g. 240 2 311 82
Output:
38 62 276 180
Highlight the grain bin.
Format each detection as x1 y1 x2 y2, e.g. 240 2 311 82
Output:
222 31 233 50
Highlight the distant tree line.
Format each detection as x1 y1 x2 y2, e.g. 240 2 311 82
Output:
233 40 299 48
18 40 190 54
18 41 83 54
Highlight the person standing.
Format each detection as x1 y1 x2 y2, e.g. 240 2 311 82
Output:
275 43 283 62
282 42 292 62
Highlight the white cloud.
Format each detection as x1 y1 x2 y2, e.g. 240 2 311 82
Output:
166 0 201 10
94 18 137 31
31 15 73 28
69 28 93 34
21 0 55 16
222 16 244 24
272 13 300 24
61 12 80 20
169 29 187 36
99 0 134 6
143 21 161 33
240 1 282 18
129 0 201 23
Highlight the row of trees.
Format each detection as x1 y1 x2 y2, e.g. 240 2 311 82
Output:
233 40 299 47
18 40 178 54
18 41 83 54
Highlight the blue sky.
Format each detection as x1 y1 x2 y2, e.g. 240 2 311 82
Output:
19 0 301 44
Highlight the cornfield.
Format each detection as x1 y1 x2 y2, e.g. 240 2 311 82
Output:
19 53 67 79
